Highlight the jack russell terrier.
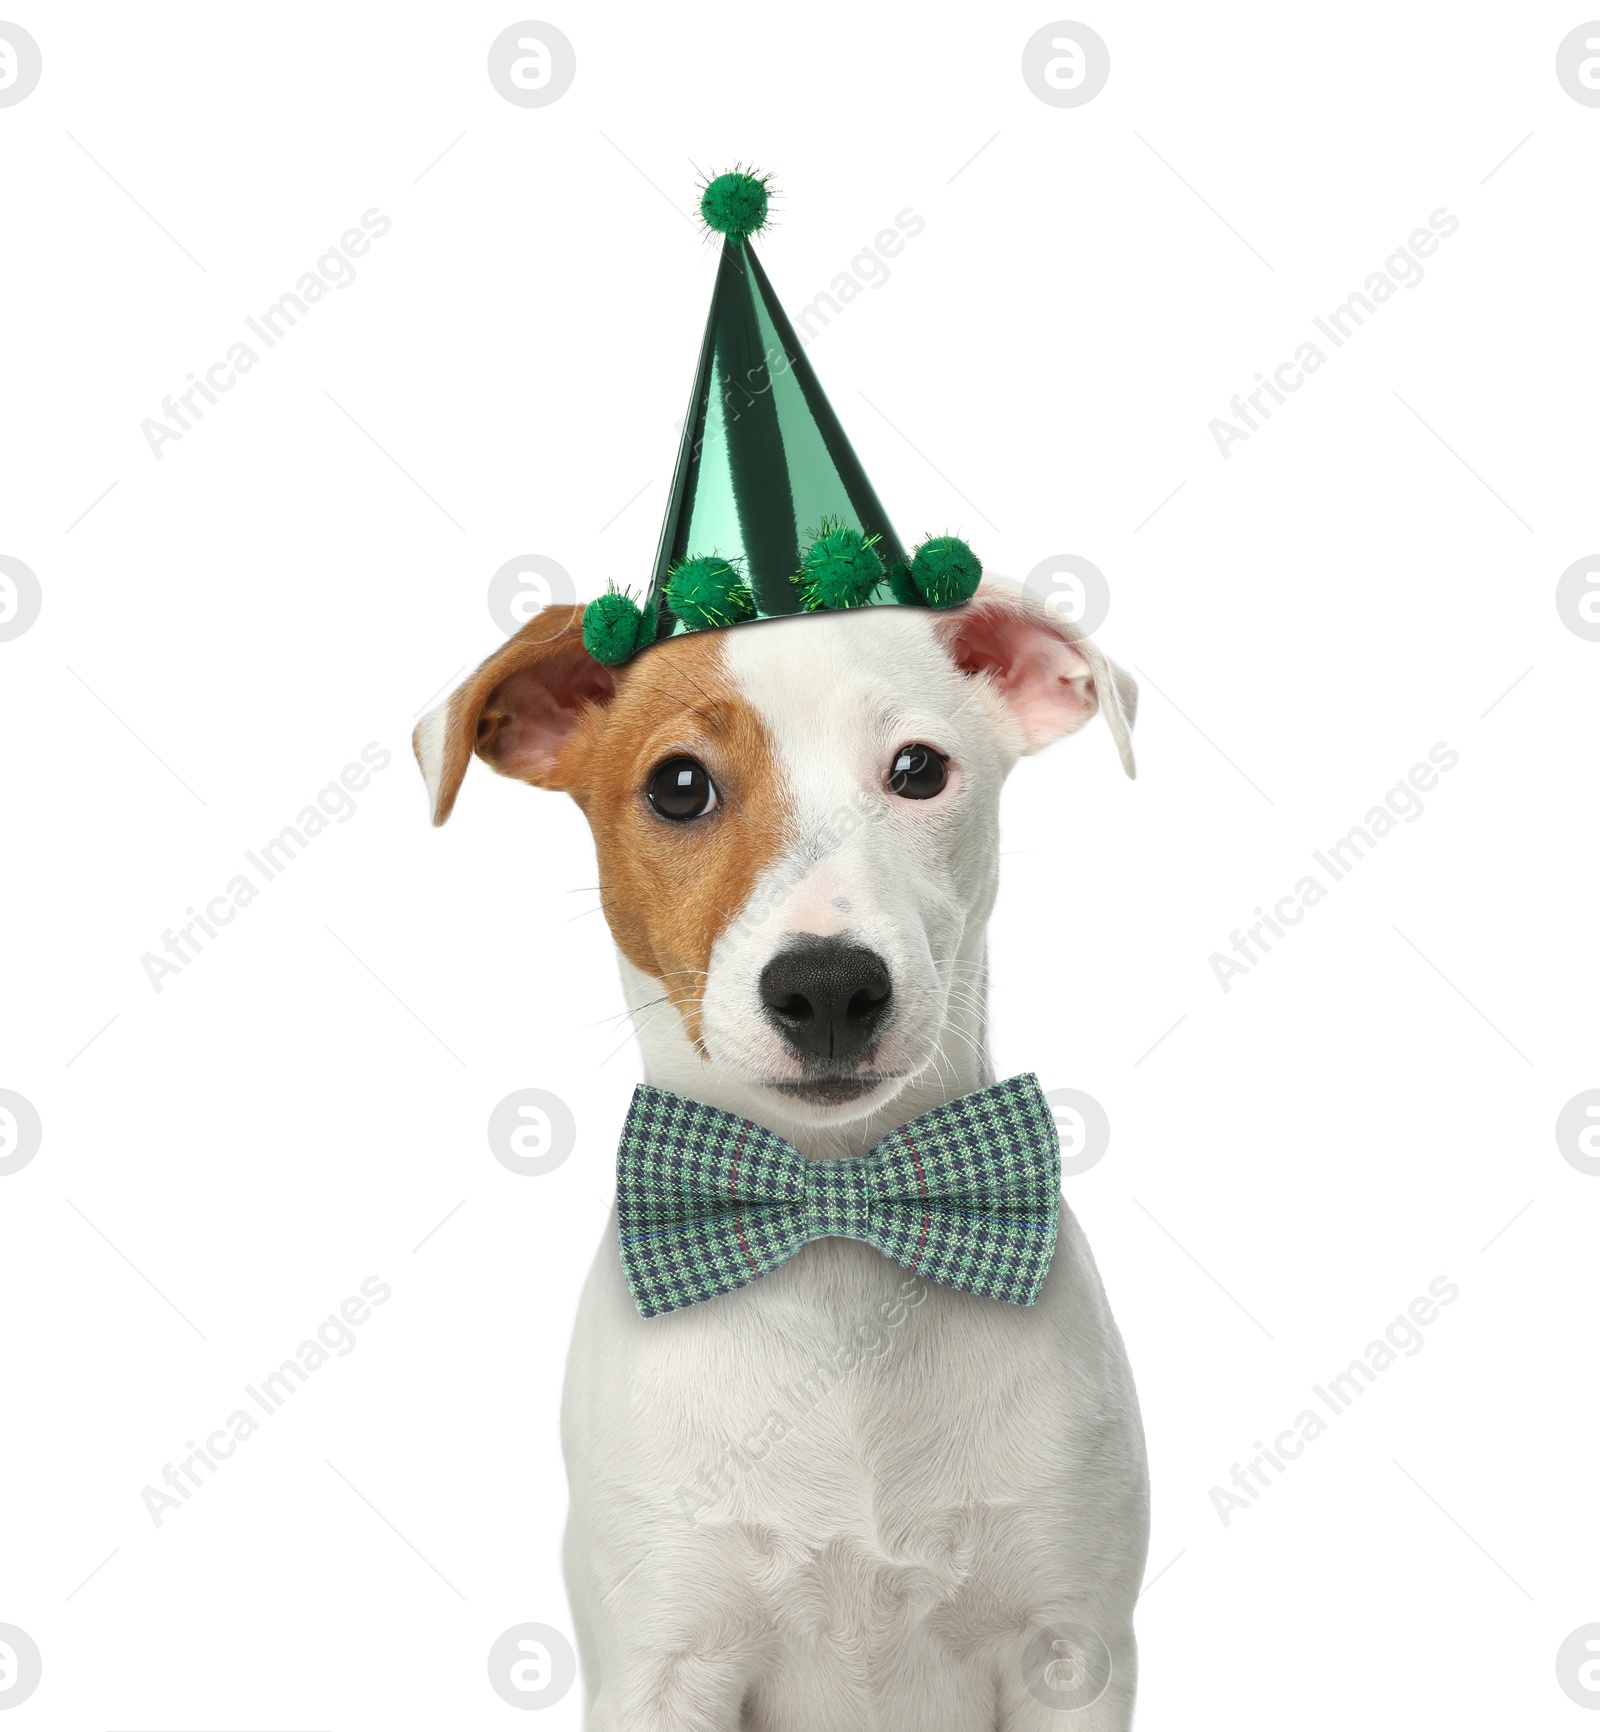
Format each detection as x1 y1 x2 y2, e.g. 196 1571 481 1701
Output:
414 578 1149 1729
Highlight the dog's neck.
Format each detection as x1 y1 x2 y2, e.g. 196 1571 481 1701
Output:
618 925 994 1162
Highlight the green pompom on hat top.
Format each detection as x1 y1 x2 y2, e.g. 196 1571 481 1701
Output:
699 169 772 241
580 166 981 662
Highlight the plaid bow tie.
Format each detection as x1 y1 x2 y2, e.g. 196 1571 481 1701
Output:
615 1074 1061 1318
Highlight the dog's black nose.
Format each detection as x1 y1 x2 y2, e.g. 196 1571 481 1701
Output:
759 938 893 1064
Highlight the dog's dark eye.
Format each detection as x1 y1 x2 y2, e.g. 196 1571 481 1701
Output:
647 756 718 821
888 744 948 800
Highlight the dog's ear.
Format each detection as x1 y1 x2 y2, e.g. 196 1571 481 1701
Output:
412 604 620 825
935 578 1137 777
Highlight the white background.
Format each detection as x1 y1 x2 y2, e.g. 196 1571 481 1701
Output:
2 1 1597 1726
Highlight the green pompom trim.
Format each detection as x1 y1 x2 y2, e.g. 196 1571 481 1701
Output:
795 520 885 611
886 560 920 607
582 587 644 665
909 535 982 608
700 170 771 240
665 555 756 630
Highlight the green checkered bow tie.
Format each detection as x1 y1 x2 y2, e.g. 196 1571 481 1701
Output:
616 1074 1061 1318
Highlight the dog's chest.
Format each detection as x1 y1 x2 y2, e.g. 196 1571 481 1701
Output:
563 1216 1144 1642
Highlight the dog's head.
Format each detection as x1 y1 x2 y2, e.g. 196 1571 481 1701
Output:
415 580 1134 1123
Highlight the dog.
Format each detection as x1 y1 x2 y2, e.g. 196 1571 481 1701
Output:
414 576 1149 1729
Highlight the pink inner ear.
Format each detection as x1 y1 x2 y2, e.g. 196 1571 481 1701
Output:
945 598 1097 750
480 653 616 780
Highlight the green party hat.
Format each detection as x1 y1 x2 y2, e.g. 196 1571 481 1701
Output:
582 170 982 665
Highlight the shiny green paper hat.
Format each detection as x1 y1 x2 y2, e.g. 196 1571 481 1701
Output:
581 169 982 666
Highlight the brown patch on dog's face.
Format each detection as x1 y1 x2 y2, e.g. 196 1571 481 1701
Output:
550 632 791 1048
413 608 792 1046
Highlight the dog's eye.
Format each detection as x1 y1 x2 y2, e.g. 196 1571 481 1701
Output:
647 756 718 821
888 744 948 800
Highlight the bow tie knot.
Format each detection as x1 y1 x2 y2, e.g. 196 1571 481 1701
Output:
615 1074 1062 1317
805 1158 872 1242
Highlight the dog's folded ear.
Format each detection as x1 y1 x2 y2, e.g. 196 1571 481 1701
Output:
412 604 619 825
936 579 1137 778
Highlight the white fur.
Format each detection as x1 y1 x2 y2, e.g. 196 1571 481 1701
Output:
414 700 451 824
559 603 1149 1729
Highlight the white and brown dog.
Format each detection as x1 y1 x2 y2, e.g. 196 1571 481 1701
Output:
415 578 1149 1730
